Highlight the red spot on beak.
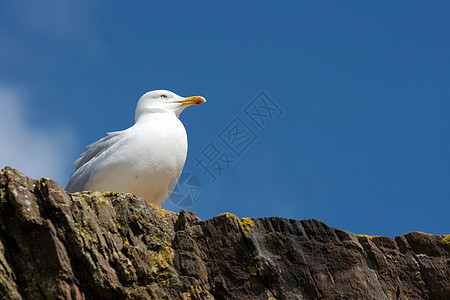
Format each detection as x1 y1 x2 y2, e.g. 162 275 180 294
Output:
194 97 205 105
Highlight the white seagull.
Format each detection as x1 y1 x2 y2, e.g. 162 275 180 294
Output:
66 90 206 205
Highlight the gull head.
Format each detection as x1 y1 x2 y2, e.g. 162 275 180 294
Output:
135 90 206 121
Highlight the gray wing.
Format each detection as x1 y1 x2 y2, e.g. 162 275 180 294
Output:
66 131 125 192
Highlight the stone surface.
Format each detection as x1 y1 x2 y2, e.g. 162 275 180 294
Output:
0 166 448 300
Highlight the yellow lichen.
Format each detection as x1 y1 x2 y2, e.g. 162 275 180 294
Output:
183 285 206 300
160 279 170 287
219 213 255 233
416 232 433 236
94 193 110 204
147 238 175 281
241 217 255 228
387 254 393 259
79 231 98 245
266 290 277 300
248 265 257 276
247 259 269 278
387 290 392 297
442 235 450 244
220 212 239 220
149 203 174 217
102 191 120 197
239 217 255 234
357 234 379 239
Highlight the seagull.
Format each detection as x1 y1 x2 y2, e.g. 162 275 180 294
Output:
66 90 206 205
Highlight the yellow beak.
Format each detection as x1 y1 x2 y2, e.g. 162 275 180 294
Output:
178 96 206 106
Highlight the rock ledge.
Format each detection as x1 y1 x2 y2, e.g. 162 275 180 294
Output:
0 167 449 299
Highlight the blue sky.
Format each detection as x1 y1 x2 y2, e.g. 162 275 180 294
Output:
1 1 448 237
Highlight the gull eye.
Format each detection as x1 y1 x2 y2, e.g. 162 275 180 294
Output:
160 94 168 99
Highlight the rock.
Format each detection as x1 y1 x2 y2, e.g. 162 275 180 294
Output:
0 166 448 300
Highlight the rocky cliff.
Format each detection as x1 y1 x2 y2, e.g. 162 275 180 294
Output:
0 167 448 299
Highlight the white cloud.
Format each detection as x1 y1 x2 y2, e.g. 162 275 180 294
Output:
0 85 77 185
3 0 95 37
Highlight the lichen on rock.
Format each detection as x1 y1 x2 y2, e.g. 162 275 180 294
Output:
0 167 449 299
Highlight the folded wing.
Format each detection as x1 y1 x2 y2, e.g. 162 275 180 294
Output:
66 131 126 192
